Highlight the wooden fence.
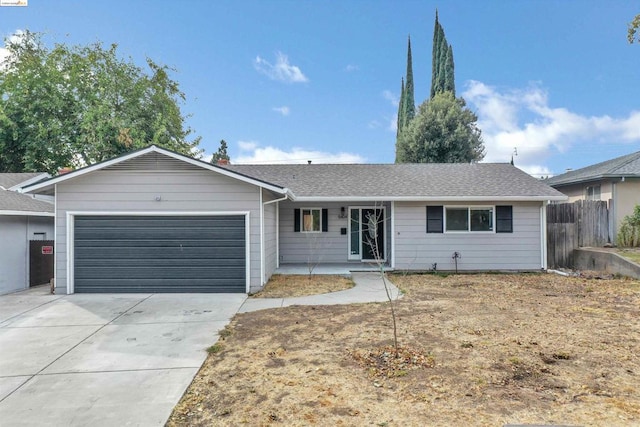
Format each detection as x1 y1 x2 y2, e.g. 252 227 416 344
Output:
547 200 610 269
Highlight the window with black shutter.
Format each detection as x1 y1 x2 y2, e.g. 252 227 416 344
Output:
496 205 513 233
426 206 444 233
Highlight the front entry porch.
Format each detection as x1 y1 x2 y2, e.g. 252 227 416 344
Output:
275 263 393 275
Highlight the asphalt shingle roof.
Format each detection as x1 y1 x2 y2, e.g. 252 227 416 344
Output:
546 151 640 186
0 173 45 190
0 173 54 214
225 163 565 200
0 189 54 213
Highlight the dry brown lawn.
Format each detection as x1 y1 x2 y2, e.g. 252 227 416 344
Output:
168 273 640 426
250 274 354 298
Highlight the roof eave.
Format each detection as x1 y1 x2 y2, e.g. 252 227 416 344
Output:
0 210 55 217
293 195 568 202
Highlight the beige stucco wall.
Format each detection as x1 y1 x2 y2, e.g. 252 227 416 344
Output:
556 180 613 203
614 179 640 227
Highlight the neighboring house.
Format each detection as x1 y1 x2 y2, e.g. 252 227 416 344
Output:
23 145 566 295
546 150 640 241
0 173 55 294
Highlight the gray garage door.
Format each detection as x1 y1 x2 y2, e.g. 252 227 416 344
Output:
74 215 246 293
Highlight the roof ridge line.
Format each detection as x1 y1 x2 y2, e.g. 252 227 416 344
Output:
607 150 640 174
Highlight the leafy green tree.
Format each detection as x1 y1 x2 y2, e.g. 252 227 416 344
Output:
0 31 200 173
397 91 484 163
629 14 640 43
210 139 230 163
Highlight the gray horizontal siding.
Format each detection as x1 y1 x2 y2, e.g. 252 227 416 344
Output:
56 169 261 294
263 190 278 283
394 201 543 271
279 201 391 264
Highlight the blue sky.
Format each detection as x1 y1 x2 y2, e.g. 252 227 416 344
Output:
1 1 640 177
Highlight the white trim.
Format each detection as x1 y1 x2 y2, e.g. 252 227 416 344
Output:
299 207 323 233
53 184 57 293
292 195 568 202
65 210 252 295
347 206 387 262
0 211 54 217
245 213 251 293
22 145 289 196
66 210 73 294
276 201 280 269
444 205 495 233
541 201 548 270
391 201 396 269
262 193 288 273
10 173 50 192
260 188 264 286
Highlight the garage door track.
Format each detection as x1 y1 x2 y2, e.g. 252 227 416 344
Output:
0 287 246 426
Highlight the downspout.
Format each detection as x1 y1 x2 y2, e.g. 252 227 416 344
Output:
541 201 548 270
390 201 395 269
611 181 617 245
262 190 290 284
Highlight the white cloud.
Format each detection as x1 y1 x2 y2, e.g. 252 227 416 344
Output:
254 51 308 83
272 106 290 116
382 90 399 107
462 80 640 177
0 29 25 67
344 64 358 72
235 141 364 164
238 140 258 151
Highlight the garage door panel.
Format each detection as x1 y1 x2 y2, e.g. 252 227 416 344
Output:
74 215 246 293
75 258 245 268
76 266 245 279
75 217 245 228
74 228 245 240
75 278 247 293
74 239 244 248
75 247 245 259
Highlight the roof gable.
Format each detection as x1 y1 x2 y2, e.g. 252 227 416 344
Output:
22 145 288 195
547 151 640 186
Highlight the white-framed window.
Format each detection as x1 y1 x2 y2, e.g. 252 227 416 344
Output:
445 206 494 232
301 208 322 233
585 185 601 201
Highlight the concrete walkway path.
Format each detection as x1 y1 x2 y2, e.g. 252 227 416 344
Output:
239 271 402 313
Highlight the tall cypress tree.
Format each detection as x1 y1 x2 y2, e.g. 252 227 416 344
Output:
395 36 416 163
430 11 455 98
396 77 405 141
430 10 442 99
444 44 455 94
403 36 415 125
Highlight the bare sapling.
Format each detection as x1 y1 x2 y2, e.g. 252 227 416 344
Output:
364 205 400 358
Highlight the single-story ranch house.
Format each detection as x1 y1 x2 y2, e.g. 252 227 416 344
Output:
23 145 567 294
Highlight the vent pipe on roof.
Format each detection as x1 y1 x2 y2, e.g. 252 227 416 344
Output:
307 160 312 165
565 168 573 172
57 167 73 175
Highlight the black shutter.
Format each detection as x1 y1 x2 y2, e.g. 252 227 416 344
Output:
322 209 328 232
426 206 444 233
496 205 513 233
294 209 300 232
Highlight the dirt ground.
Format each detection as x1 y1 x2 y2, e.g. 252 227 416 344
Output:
168 273 640 426
250 274 354 298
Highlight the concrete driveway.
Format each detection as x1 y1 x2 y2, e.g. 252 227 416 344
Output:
0 286 246 426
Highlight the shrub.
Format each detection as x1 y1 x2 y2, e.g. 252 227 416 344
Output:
617 204 640 247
